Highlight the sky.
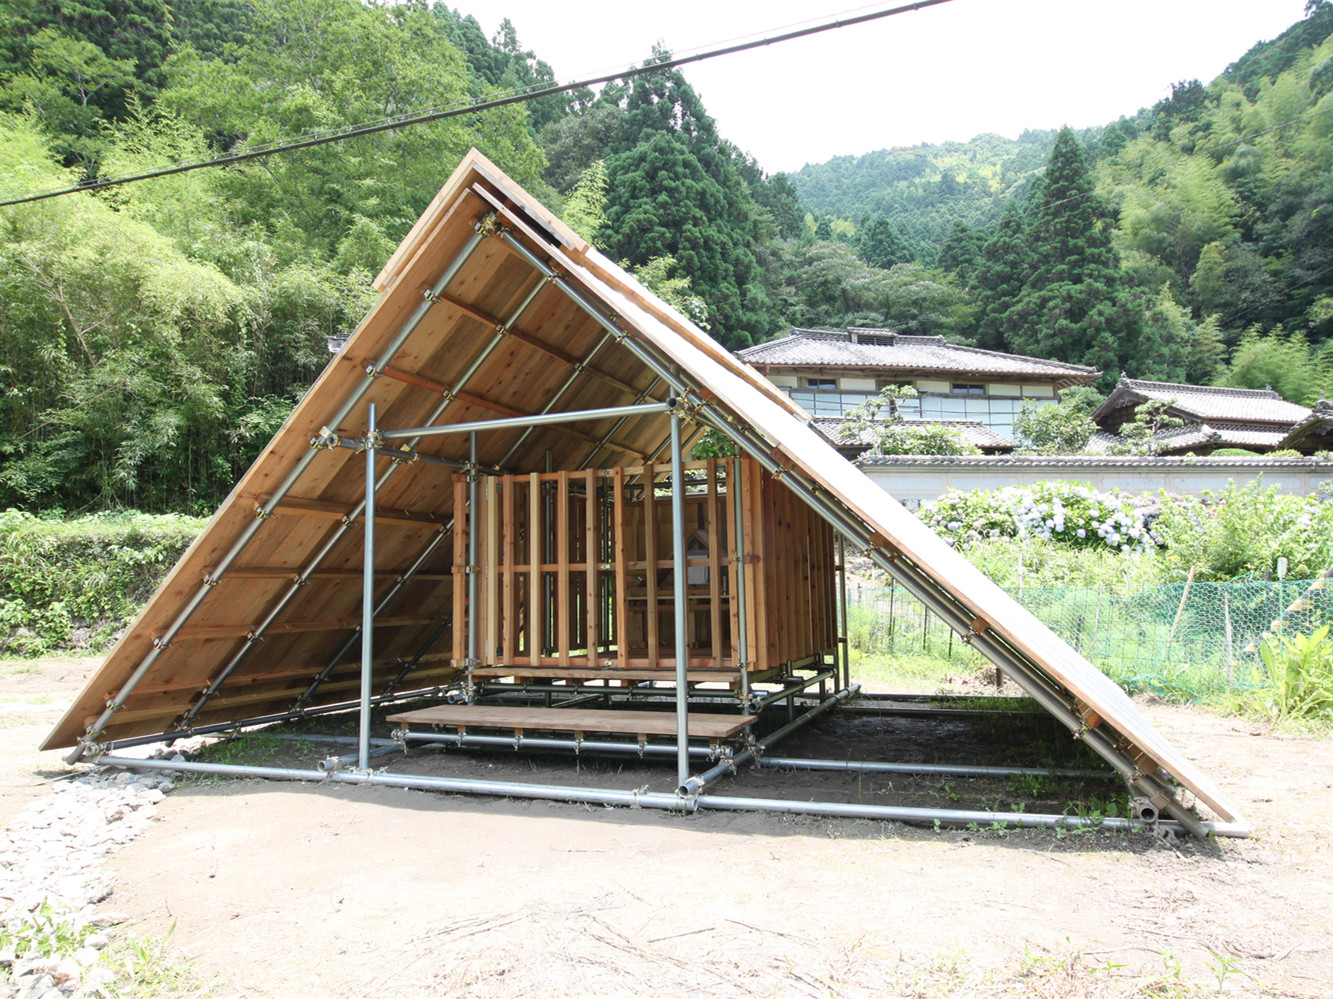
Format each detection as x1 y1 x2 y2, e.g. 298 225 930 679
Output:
456 0 1313 175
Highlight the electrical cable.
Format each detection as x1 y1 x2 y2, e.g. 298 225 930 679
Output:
0 0 952 209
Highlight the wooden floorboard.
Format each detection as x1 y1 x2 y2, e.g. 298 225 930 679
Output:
386 704 757 738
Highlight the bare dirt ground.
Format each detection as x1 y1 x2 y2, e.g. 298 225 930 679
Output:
4 656 1332 998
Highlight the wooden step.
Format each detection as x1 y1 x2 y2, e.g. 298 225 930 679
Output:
386 704 756 740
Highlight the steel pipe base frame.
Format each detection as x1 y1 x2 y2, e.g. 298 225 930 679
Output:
94 755 1250 838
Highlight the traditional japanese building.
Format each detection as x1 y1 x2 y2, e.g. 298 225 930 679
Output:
737 327 1100 438
1091 377 1311 455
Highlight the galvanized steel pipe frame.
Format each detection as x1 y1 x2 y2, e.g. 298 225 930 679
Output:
380 400 677 442
97 682 464 754
358 402 379 770
93 755 1249 838
758 757 1113 780
679 683 859 796
670 412 692 788
65 224 495 763
493 228 1236 838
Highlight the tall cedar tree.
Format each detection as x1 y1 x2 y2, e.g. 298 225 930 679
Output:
1000 129 1142 378
970 200 1031 351
601 55 775 348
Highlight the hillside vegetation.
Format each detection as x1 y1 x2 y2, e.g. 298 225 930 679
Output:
2 1 1333 514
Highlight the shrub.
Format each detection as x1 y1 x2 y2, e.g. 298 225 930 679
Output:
921 481 1156 554
1249 625 1333 721
0 509 205 656
1152 481 1333 581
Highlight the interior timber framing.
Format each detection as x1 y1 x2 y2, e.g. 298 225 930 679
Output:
45 151 1249 840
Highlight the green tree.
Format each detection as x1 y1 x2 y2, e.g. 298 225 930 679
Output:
838 386 979 456
1012 391 1098 454
600 56 777 347
1000 128 1145 379
970 200 1031 351
856 212 910 269
936 221 985 274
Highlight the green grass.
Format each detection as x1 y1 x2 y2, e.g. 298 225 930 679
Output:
103 928 218 998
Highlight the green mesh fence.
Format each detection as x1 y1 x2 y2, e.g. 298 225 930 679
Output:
845 577 1333 699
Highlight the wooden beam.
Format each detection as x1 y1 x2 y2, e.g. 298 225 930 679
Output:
158 615 436 643
255 494 442 527
211 568 451 582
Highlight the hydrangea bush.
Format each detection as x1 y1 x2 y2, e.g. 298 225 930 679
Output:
921 481 1157 554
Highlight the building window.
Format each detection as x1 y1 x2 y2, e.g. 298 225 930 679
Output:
951 383 985 396
803 377 837 390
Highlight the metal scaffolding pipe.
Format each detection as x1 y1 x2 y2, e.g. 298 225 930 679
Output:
358 402 378 771
326 436 478 471
576 376 664 471
680 683 859 796
759 758 1113 779
321 743 403 771
381 400 675 442
100 683 462 752
691 794 1250 837
837 535 850 690
748 668 837 712
94 756 1248 838
670 412 691 789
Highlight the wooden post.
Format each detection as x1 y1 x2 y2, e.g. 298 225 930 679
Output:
528 472 541 663
724 458 741 669
484 476 499 665
452 475 467 666
643 463 659 667
1223 588 1234 685
585 468 598 665
706 459 722 667
1168 565 1196 648
614 467 628 669
502 473 516 665
557 471 570 668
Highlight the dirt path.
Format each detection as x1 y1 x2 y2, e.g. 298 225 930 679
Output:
4 658 1332 997
0 656 92 827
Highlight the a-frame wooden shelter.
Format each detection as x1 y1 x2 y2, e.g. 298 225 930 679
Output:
44 152 1246 838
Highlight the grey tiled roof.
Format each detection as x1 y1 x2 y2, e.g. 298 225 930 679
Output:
1084 422 1282 455
1094 377 1310 425
810 417 1015 452
738 328 1100 383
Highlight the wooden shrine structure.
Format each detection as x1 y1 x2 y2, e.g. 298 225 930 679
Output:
41 151 1247 838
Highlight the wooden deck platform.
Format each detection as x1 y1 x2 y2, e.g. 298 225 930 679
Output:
386 704 757 740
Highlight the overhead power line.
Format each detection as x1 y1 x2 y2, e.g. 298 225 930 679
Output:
0 0 953 209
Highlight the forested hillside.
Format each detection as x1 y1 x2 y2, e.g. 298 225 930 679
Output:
3 0 1333 516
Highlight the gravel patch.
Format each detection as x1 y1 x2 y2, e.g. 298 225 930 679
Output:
0 754 186 998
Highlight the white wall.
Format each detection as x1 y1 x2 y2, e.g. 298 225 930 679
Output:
858 456 1333 510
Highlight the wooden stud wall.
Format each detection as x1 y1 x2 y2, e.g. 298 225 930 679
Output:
452 457 837 686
